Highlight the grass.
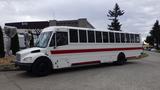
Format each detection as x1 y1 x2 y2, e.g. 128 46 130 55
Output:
0 55 18 71
127 52 149 60
139 52 149 58
0 55 15 65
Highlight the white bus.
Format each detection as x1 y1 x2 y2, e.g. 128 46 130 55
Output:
15 26 143 76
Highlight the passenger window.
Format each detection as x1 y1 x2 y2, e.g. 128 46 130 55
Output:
103 32 109 43
126 33 130 43
115 33 120 43
69 29 78 43
79 30 87 43
96 31 102 43
130 34 134 43
135 34 140 43
56 32 68 46
88 30 95 43
109 32 114 43
121 33 125 43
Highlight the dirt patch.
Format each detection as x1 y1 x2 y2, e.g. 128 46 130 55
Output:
128 52 149 60
0 56 19 71
0 55 15 64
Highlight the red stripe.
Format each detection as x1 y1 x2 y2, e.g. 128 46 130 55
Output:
51 47 143 55
72 61 101 66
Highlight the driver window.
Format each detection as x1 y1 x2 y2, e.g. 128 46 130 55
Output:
56 32 68 46
49 34 55 47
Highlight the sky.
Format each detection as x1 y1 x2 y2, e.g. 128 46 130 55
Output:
0 0 160 41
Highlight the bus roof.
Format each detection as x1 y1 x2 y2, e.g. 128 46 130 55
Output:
42 26 140 34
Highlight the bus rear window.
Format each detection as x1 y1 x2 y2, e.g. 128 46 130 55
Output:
135 34 140 43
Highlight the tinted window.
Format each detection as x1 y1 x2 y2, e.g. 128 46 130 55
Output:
88 31 95 43
135 34 140 43
56 32 68 46
126 33 130 43
115 33 120 43
79 30 87 43
69 29 78 43
121 33 125 43
103 32 109 43
95 31 102 43
109 32 114 43
130 34 134 43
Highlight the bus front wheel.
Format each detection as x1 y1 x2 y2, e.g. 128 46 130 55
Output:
31 57 52 76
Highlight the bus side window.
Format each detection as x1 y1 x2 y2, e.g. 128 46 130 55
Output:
69 29 78 43
96 31 102 43
121 33 125 43
126 33 130 43
56 32 68 46
109 32 114 43
115 33 120 43
49 34 55 47
135 34 140 43
130 34 134 43
79 30 87 43
88 30 95 43
103 32 109 43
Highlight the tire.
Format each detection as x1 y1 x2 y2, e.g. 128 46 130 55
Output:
115 52 127 65
31 57 52 76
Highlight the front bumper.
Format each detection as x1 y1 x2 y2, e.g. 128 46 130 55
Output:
15 61 32 71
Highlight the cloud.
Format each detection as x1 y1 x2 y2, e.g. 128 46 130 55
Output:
0 0 160 41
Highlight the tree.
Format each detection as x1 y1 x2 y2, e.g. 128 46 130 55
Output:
11 33 20 55
28 31 34 47
150 20 160 49
0 26 5 58
145 36 154 46
107 3 125 31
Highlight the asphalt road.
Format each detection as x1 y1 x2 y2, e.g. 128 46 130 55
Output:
0 51 160 90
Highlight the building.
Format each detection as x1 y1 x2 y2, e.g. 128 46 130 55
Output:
4 18 95 49
49 18 95 29
5 18 95 34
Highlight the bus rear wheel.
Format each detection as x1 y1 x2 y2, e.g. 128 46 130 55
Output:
31 57 52 76
115 52 127 65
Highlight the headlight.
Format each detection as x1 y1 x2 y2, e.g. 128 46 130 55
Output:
23 57 32 62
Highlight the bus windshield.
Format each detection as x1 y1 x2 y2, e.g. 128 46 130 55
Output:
35 31 52 48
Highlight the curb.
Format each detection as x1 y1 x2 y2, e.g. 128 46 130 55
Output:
0 63 20 71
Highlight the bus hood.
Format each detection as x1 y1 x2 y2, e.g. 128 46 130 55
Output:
17 47 43 55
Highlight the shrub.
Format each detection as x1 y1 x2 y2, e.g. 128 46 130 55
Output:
0 26 5 58
11 33 20 55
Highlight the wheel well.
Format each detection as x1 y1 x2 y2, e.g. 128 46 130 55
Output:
34 56 53 67
117 52 126 60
